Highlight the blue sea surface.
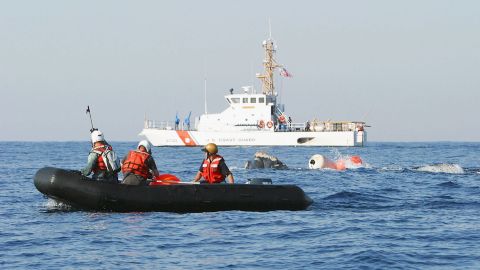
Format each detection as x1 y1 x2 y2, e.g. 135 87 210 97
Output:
1 142 479 269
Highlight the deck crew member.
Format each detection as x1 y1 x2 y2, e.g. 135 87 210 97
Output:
121 140 160 185
81 130 119 183
192 143 234 184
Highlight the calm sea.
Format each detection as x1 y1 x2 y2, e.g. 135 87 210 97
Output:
1 142 479 269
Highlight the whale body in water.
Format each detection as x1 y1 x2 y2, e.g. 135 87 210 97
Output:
245 152 288 169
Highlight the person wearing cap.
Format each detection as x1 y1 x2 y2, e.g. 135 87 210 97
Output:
121 140 160 185
192 143 234 184
81 130 119 182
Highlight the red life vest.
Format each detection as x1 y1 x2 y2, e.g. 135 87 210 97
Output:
201 154 225 184
92 145 112 173
121 150 150 179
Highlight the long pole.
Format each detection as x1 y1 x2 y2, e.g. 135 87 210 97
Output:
86 106 95 132
204 77 208 114
204 59 208 115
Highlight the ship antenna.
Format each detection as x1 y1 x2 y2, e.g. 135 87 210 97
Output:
204 77 208 114
268 18 272 40
204 59 208 115
256 19 282 95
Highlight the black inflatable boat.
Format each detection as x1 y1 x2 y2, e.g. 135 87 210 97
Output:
34 167 313 212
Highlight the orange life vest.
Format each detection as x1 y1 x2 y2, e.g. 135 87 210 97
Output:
92 145 112 173
201 154 225 184
121 150 150 179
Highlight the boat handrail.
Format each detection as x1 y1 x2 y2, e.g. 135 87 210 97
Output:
277 121 365 132
144 120 195 131
144 119 365 133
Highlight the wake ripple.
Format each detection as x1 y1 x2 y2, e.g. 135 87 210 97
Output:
436 181 461 188
319 191 398 211
415 164 464 174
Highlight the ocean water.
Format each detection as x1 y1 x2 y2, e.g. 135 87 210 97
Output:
1 141 479 269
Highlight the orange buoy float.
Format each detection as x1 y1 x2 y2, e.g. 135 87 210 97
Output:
258 120 265 128
267 121 273 128
308 154 339 170
309 155 363 170
149 174 181 186
350 155 363 165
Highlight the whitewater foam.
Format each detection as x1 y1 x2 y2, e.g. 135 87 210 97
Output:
415 164 464 174
44 198 72 211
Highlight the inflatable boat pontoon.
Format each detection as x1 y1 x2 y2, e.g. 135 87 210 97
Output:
34 167 313 212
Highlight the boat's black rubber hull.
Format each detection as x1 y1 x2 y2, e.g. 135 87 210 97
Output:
34 167 313 212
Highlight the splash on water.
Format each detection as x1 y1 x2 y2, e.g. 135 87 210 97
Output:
415 164 464 174
44 198 72 211
330 149 369 170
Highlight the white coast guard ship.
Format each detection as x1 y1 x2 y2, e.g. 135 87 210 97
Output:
140 37 367 147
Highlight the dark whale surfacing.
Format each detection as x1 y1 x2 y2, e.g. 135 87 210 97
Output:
245 151 288 169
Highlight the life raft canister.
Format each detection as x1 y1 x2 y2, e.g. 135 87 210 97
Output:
201 154 225 183
121 150 150 179
258 120 265 129
267 121 273 128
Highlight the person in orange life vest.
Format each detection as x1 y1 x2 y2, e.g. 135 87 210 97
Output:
192 143 234 184
80 130 119 183
121 140 160 186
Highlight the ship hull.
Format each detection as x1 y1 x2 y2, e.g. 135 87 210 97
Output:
140 128 366 147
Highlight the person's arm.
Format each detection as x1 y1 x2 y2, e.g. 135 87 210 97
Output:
226 173 234 184
193 171 202 182
219 159 234 184
148 157 160 178
193 163 204 182
81 152 97 176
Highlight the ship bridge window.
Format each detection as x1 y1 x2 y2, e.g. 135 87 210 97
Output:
250 98 256 103
259 97 265 104
243 98 249 103
231 98 240 103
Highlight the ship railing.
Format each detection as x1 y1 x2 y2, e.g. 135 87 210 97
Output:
308 121 365 132
277 121 366 132
277 122 305 132
144 120 194 131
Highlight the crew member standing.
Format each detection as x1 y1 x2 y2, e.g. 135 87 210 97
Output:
193 143 234 184
121 140 160 185
81 130 119 183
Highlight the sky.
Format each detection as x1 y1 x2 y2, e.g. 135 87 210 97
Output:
1 0 479 142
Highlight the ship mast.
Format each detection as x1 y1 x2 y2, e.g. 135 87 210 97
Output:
256 38 282 95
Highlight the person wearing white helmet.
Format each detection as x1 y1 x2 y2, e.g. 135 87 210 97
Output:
81 130 119 182
121 140 160 185
192 143 234 184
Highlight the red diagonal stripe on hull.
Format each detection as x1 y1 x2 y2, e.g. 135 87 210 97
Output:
175 131 197 146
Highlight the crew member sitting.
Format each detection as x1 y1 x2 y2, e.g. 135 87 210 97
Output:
121 140 160 185
193 143 234 184
81 130 119 183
